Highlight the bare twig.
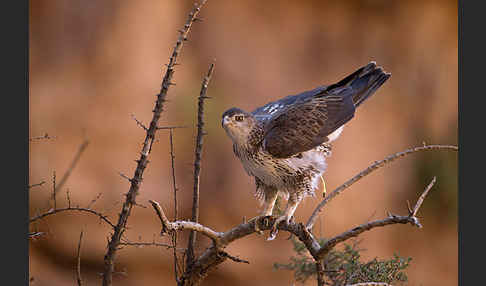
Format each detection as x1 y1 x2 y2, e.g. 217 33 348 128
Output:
168 129 181 281
101 2 208 285
346 283 391 286
119 241 183 251
53 171 56 210
28 181 45 190
55 140 90 194
131 113 148 131
187 61 215 265
149 200 222 242
157 125 188 130
29 133 56 141
44 140 90 209
66 189 71 208
218 251 250 264
76 231 84 286
86 193 102 209
28 232 45 239
316 177 436 259
410 176 436 217
30 207 115 228
306 144 457 229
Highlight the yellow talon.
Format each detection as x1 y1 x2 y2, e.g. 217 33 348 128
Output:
320 175 327 197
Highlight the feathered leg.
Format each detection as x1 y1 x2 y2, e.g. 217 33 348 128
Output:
248 186 278 234
261 187 278 216
267 192 303 240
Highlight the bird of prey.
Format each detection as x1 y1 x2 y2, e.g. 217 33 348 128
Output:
221 61 390 240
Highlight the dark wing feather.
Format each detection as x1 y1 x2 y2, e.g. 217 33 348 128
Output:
251 86 328 123
262 62 390 158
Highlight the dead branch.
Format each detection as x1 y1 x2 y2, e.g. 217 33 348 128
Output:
101 2 208 285
149 200 222 242
131 113 148 131
187 62 216 265
306 144 458 229
28 181 45 190
168 128 181 281
29 133 56 141
28 232 45 239
217 251 250 264
153 174 442 285
119 241 185 252
316 177 436 260
157 125 188 130
52 171 56 210
76 230 84 286
346 283 391 286
30 207 115 228
54 140 90 195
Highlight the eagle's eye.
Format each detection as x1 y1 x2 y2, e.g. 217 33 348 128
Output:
234 115 244 122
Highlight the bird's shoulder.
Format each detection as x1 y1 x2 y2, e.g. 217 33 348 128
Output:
251 86 329 124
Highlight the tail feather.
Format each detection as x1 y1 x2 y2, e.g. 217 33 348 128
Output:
351 63 391 107
325 61 391 107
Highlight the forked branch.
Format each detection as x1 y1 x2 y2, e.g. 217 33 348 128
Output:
306 144 457 229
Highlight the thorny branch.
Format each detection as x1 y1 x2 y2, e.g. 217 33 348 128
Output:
306 144 458 229
187 62 216 265
147 143 455 285
101 2 208 285
168 128 182 281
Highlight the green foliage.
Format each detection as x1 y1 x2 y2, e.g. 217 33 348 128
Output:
274 237 411 285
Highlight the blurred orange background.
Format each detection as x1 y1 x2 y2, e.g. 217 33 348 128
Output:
29 0 457 285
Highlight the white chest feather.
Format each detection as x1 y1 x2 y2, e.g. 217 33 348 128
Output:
236 144 329 192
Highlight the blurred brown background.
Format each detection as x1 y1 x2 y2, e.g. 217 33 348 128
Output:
29 0 457 285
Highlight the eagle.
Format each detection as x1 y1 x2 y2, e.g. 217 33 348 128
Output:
222 61 390 240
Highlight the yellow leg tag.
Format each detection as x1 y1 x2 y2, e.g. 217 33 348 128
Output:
320 175 327 197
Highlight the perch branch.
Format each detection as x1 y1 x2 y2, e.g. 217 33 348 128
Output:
316 177 436 259
174 174 439 285
149 200 222 242
187 61 215 265
306 144 457 229
101 2 208 285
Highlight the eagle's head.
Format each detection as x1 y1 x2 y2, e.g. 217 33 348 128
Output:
222 107 258 145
